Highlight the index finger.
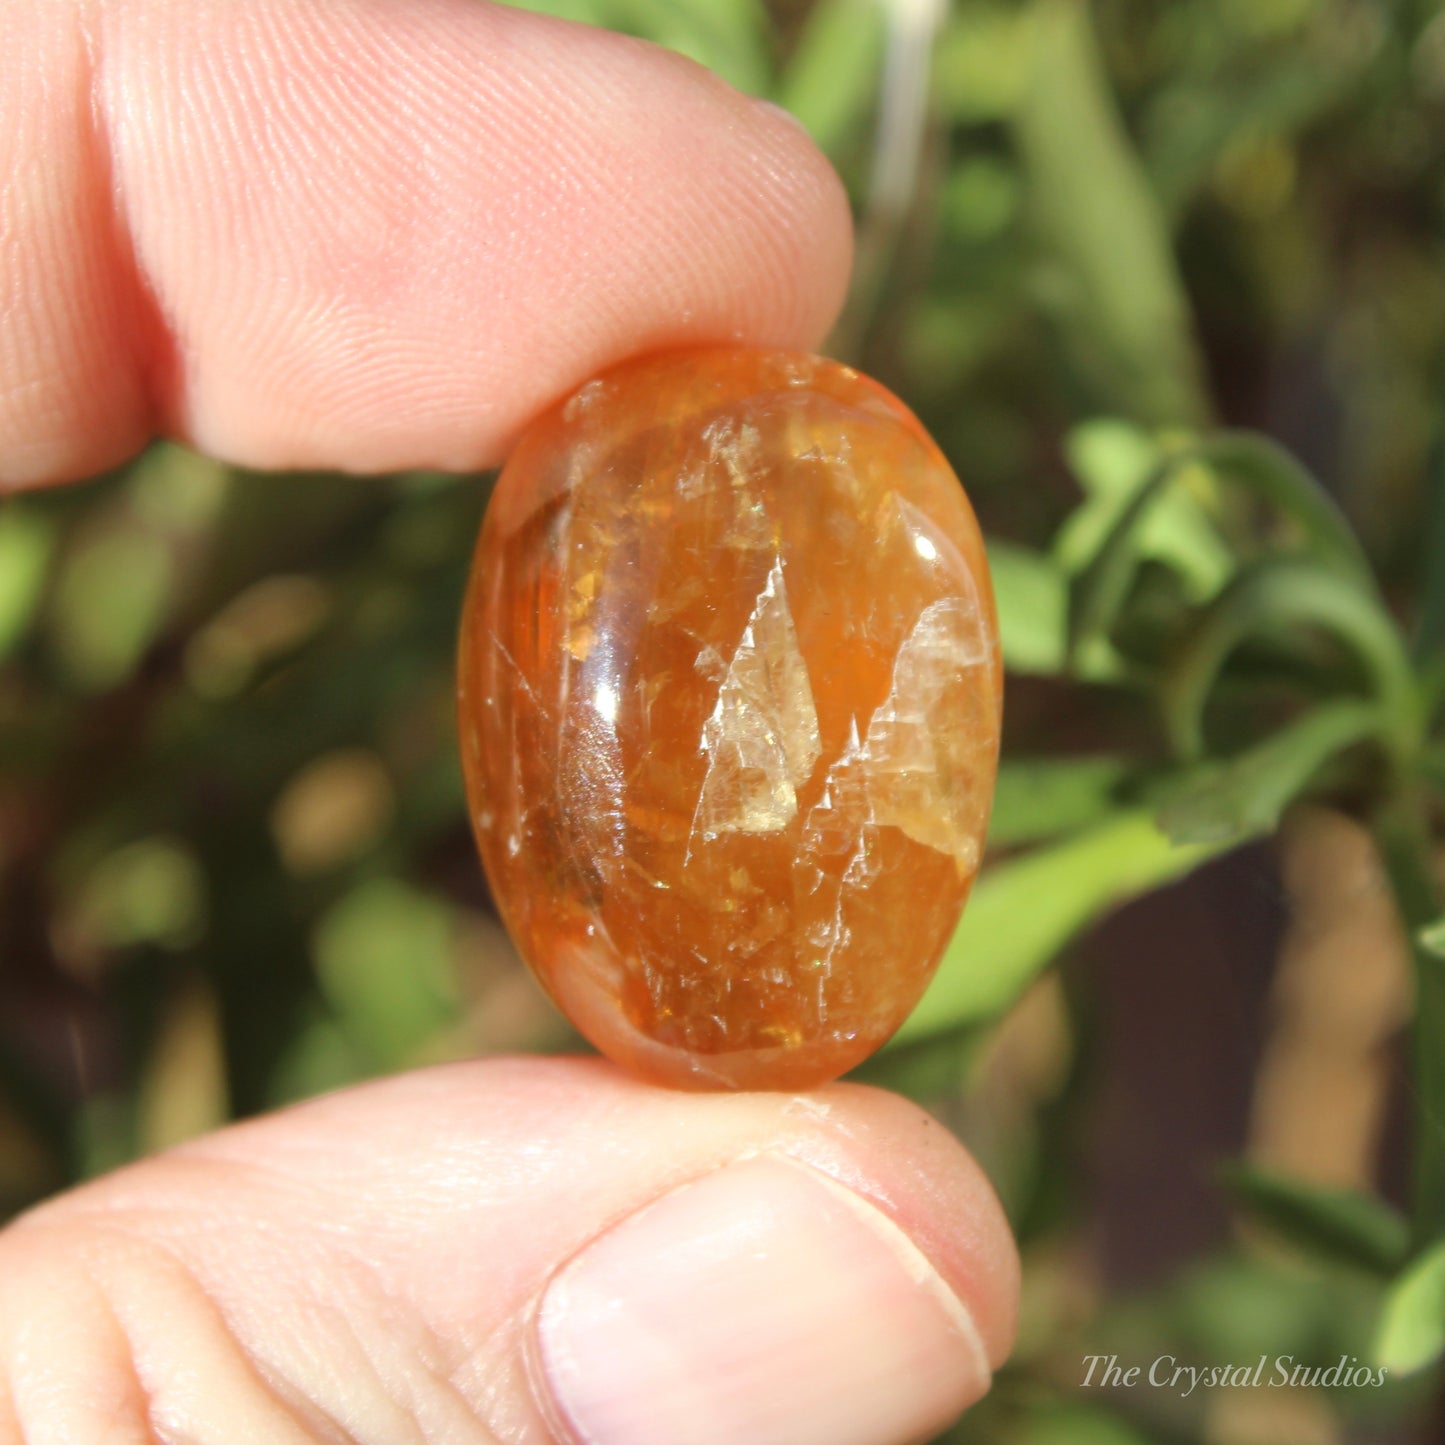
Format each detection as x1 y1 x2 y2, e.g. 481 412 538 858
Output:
2 0 852 488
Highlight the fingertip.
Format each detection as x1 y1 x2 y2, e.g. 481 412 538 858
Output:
805 1080 1021 1370
534 1152 994 1445
6 1056 1016 1443
291 1058 1020 1372
4 0 855 484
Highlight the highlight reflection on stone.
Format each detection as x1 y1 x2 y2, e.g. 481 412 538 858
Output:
459 348 1001 1090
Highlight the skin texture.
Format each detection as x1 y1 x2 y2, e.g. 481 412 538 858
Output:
1 1062 1017 1442
0 3 1019 1440
3 0 850 483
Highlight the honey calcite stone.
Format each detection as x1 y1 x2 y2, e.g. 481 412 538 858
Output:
459 348 1001 1090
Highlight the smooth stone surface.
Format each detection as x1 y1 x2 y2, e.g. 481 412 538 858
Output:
459 348 1001 1090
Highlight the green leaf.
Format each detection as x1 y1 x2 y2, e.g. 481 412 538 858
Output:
1375 1237 1445 1376
268 1014 372 1105
48 527 173 692
0 503 55 662
1056 419 1163 559
1057 420 1232 588
893 811 1220 1045
1013 0 1207 425
71 836 208 951
1069 417 1160 492
1068 432 1374 673
931 3 1036 125
1219 1162 1410 1277
1197 433 1375 584
775 0 883 156
939 155 1019 244
847 1027 984 1097
988 756 1132 847
1171 1252 1372 1363
1373 800 1445 1242
312 879 460 1069
1418 914 1445 959
1157 699 1384 846
129 442 230 531
986 540 1068 675
1160 557 1416 763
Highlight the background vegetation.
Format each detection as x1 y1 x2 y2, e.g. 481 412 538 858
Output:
4 0 1445 1439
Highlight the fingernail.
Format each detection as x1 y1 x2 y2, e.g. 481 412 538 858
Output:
534 1154 991 1445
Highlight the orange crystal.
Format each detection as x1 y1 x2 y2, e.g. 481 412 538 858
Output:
458 348 1001 1090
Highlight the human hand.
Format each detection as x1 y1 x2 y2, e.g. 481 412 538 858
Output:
0 4 1019 1442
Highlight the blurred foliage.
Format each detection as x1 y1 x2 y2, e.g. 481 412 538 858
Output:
7 0 1445 1440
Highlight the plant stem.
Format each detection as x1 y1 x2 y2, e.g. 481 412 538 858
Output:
1374 790 1445 1247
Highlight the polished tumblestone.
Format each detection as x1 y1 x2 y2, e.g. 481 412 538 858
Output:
459 348 1001 1089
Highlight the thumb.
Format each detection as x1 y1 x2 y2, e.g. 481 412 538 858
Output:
0 1057 1017 1445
